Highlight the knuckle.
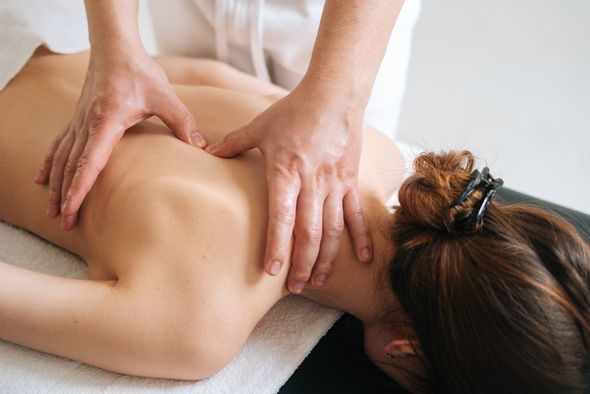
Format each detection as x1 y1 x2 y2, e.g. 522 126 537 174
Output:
89 100 108 118
88 101 122 136
51 151 64 166
48 185 59 197
223 132 237 145
291 267 312 282
76 154 95 173
315 164 335 181
326 221 344 238
354 205 365 219
67 183 83 198
300 225 322 243
315 260 334 275
358 232 372 243
64 160 77 175
178 109 194 125
43 155 53 167
337 166 357 181
71 114 84 130
274 211 294 228
270 157 301 180
88 116 107 137
50 139 62 152
273 201 295 226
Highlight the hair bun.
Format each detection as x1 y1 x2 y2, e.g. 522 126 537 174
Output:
395 150 490 234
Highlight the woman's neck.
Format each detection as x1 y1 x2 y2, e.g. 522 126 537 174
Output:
300 195 394 324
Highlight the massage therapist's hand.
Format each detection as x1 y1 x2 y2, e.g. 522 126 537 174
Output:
206 81 373 293
34 46 206 230
34 0 206 229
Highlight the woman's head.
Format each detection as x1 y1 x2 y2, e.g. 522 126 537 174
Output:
384 150 590 393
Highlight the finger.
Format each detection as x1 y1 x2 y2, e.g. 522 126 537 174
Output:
263 169 300 278
311 193 344 288
205 124 258 158
34 124 69 184
343 187 373 263
59 130 88 230
61 122 124 219
47 131 75 218
289 187 324 294
156 92 205 148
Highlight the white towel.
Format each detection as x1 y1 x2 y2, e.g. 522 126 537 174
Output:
0 221 341 394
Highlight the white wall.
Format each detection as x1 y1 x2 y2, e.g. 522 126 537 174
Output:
396 0 590 213
138 0 158 55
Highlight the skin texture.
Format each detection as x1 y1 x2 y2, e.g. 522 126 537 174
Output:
207 0 406 293
0 51 417 384
35 0 206 229
37 0 406 294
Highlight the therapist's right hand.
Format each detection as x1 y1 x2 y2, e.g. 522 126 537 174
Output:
34 47 206 230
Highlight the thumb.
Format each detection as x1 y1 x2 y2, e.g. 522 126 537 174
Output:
156 93 206 148
206 124 258 158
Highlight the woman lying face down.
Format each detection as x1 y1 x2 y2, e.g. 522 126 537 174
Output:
0 51 588 393
373 151 590 393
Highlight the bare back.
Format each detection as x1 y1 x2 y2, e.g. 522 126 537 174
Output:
0 51 406 376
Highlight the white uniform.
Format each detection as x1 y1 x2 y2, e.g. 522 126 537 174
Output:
0 0 421 137
146 0 421 137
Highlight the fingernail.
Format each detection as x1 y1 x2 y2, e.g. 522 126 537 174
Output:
61 214 75 230
61 198 69 213
47 202 57 217
361 247 372 262
34 169 43 182
313 274 327 287
190 131 205 148
269 260 282 276
205 143 218 154
291 282 305 294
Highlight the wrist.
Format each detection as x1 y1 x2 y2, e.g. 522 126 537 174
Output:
89 31 144 56
85 0 143 56
297 75 367 126
89 37 148 69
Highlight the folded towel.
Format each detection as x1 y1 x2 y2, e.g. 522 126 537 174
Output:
0 221 341 394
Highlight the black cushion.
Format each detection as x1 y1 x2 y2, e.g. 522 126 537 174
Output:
279 188 590 393
497 188 590 241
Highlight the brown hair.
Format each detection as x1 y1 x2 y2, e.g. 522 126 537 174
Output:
388 151 590 393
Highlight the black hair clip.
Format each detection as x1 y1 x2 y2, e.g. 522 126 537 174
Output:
452 167 504 225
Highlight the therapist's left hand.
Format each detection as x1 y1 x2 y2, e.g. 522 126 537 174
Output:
206 81 373 294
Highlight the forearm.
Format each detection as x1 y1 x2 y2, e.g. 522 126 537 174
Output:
84 0 143 53
302 0 404 111
0 261 121 371
0 261 195 379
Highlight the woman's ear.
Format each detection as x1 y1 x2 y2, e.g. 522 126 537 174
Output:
384 338 417 358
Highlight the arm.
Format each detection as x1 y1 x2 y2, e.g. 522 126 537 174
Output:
303 0 404 121
35 0 205 229
208 0 404 293
0 260 220 380
85 0 142 53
